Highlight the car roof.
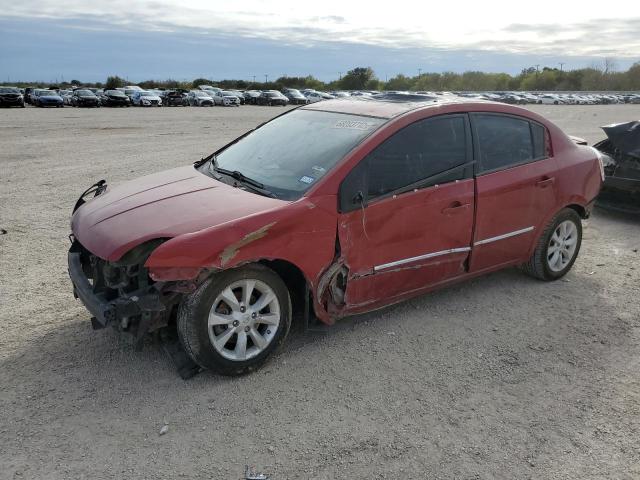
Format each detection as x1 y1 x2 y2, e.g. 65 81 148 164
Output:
300 95 496 119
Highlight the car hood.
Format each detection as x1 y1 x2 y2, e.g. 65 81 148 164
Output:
71 165 287 261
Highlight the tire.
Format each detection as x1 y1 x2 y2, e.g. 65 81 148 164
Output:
520 208 582 281
177 264 292 376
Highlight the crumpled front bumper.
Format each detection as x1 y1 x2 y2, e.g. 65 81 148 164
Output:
68 250 116 328
67 243 170 333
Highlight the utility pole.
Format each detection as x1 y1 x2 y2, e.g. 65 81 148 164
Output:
559 62 565 71
418 68 422 77
338 72 342 80
534 64 540 74
264 74 268 83
252 75 256 83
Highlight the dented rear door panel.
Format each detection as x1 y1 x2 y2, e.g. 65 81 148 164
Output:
338 179 475 308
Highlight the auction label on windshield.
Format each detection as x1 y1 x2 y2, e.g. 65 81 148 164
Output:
333 120 376 130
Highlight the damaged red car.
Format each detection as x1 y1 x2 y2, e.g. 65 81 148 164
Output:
68 97 603 376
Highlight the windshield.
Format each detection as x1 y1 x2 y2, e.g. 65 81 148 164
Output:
208 110 384 200
140 92 155 97
195 92 209 97
38 90 57 96
76 90 94 95
0 87 20 93
106 90 124 96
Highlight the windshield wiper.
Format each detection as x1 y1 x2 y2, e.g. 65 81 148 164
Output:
209 157 277 198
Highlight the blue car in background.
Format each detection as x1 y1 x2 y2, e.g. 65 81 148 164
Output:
33 89 64 108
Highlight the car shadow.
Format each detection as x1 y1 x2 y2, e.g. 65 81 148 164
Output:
0 263 632 396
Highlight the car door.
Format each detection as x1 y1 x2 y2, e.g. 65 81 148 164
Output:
468 113 558 272
337 114 475 307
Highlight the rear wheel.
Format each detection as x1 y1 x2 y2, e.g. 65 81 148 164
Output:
177 265 291 376
520 208 582 281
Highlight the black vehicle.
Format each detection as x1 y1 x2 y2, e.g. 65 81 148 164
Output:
24 87 35 105
256 91 289 106
98 89 131 107
163 89 188 106
71 89 100 108
594 121 640 213
283 88 308 105
243 90 261 105
0 87 25 107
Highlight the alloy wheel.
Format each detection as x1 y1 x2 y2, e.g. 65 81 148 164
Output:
207 279 280 361
547 220 578 272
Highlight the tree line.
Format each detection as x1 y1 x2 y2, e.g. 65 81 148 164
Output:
7 62 640 92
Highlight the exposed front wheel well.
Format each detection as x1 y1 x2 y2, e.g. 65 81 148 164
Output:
566 204 588 219
258 259 308 322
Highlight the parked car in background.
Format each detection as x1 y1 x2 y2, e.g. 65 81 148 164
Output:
187 90 214 106
0 86 25 107
594 121 640 213
199 85 221 94
256 91 289 106
163 90 188 106
24 87 35 105
538 94 564 105
283 88 309 105
243 90 262 105
67 97 603 377
71 89 100 108
123 88 140 100
131 90 162 107
33 89 64 107
98 90 131 107
227 90 245 105
213 90 241 106
305 91 334 103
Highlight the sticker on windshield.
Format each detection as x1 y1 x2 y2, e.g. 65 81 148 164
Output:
333 119 376 130
311 165 326 176
299 175 315 185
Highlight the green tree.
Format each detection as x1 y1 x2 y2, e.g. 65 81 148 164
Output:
339 67 376 90
191 78 213 89
105 76 125 89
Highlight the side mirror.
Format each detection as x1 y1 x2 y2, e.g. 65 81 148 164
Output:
352 190 364 205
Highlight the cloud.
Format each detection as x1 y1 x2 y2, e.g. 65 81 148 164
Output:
2 1 639 58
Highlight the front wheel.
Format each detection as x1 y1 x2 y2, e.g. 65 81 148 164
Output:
520 208 582 281
177 265 291 376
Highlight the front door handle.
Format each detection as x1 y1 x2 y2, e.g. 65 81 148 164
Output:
442 202 470 215
536 177 555 188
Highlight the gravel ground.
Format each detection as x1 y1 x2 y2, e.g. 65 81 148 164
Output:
1 104 639 479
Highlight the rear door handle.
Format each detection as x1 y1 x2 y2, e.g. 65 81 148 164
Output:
442 202 470 215
536 177 555 188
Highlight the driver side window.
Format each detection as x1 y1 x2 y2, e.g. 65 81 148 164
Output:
339 115 471 213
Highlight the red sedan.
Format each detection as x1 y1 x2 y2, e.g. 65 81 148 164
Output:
68 97 604 376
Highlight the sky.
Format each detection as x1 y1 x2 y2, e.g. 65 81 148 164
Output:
1 0 639 82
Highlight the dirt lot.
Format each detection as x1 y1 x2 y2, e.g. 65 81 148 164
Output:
1 104 639 479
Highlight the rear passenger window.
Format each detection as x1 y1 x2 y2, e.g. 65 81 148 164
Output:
474 114 538 172
366 116 468 198
531 122 546 159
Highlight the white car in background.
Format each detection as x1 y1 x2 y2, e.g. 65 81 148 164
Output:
213 90 241 106
187 90 214 106
305 91 335 103
538 94 564 105
199 85 221 94
131 90 162 107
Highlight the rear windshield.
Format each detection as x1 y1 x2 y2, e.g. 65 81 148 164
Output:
206 110 384 200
